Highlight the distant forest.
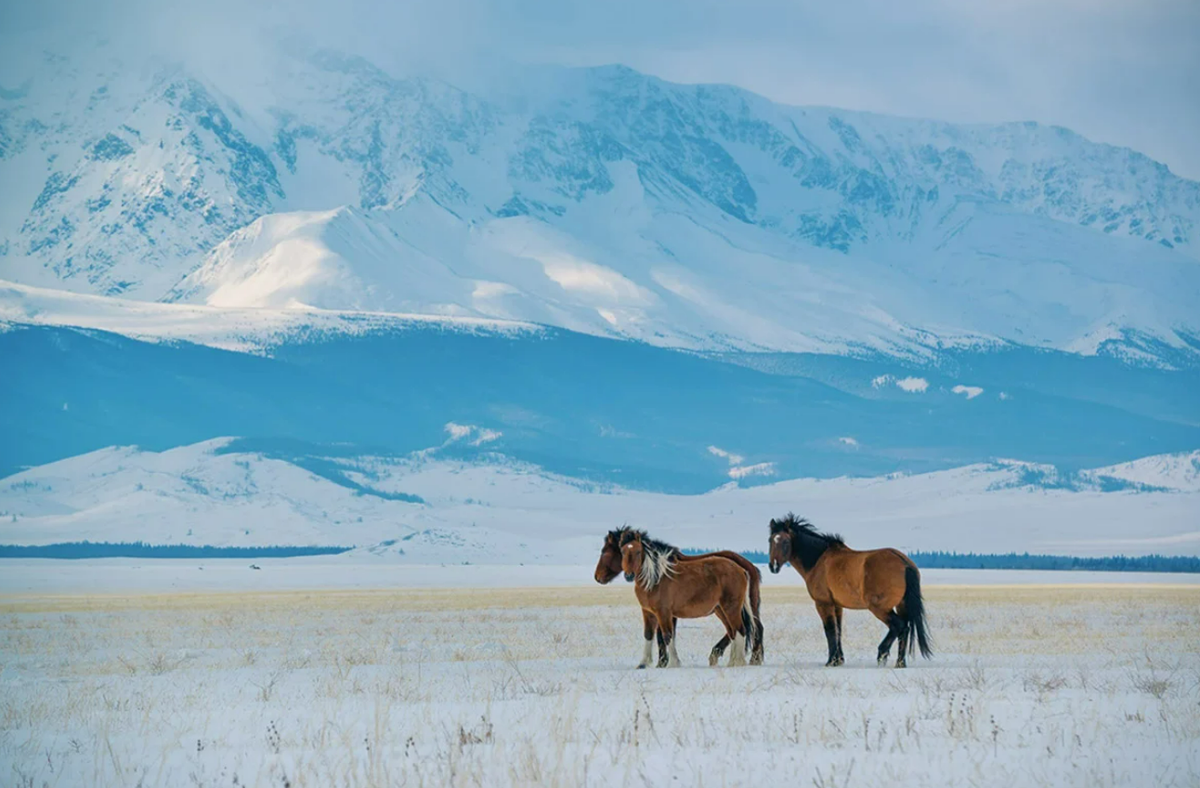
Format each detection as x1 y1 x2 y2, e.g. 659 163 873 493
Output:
0 542 353 559
685 549 1200 574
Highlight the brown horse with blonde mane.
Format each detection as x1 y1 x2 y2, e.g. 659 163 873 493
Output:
768 513 932 668
620 529 755 668
594 525 764 666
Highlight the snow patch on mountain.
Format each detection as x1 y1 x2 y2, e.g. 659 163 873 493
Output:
1080 451 1200 493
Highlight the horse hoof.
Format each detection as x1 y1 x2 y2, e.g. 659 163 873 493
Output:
637 663 648 670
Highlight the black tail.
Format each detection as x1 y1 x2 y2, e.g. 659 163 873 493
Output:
740 582 756 659
752 613 764 663
903 565 933 660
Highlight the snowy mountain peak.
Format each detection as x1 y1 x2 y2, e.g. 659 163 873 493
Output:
2 40 1199 361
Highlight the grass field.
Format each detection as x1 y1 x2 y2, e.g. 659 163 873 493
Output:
2 585 1198 787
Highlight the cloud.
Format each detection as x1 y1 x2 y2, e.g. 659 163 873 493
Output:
708 445 745 466
895 377 929 393
471 428 502 446
873 374 929 393
444 422 502 445
952 384 984 400
728 462 775 480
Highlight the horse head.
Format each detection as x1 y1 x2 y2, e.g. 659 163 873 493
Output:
594 527 628 584
768 518 793 574
620 532 644 582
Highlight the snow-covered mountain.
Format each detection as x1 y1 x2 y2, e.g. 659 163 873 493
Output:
3 40 1199 361
2 439 1197 560
0 277 540 354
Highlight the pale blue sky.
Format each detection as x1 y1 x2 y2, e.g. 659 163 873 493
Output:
4 0 1198 179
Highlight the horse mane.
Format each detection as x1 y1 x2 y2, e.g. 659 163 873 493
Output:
770 513 845 571
618 528 681 588
606 525 632 546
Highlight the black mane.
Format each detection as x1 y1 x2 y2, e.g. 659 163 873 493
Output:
606 525 633 545
617 528 683 559
770 513 845 570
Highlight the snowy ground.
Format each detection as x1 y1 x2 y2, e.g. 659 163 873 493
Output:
2 583 1198 787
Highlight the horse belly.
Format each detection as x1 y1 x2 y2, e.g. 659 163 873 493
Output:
828 556 871 609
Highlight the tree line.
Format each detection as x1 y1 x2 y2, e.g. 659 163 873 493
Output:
685 548 1200 574
0 542 353 559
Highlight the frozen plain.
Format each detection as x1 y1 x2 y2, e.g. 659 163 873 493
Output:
2 579 1198 788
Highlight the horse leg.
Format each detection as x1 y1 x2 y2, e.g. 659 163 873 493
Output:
661 617 680 668
871 607 903 666
833 606 845 666
637 609 657 669
712 607 746 667
709 635 730 667
724 604 748 667
659 613 682 667
816 603 840 667
709 633 732 667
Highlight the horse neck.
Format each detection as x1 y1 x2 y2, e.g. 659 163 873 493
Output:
791 529 839 573
636 545 676 589
788 556 812 578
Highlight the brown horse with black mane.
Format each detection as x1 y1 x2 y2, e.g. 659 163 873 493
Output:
594 526 764 666
768 513 932 668
619 529 755 668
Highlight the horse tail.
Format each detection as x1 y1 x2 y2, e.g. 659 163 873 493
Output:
716 551 764 662
740 571 755 658
903 564 933 659
745 559 764 663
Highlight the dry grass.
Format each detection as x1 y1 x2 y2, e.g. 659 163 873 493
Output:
0 584 1198 787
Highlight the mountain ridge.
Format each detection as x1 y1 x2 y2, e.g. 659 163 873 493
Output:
2 438 1196 561
2 41 1198 363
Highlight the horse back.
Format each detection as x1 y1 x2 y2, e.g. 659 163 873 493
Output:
700 550 762 582
674 556 749 610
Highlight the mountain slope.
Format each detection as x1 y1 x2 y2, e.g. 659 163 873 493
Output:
2 42 1199 362
2 439 1197 560
4 321 1198 490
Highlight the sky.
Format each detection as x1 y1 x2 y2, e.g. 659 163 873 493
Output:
2 0 1198 179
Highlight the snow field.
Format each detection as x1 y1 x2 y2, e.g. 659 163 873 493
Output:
1 585 1198 787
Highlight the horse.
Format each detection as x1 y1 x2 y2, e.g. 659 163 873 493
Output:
619 529 755 668
593 526 765 666
767 513 932 668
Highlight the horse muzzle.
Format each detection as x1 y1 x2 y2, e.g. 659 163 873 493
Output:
623 571 635 582
768 560 781 574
